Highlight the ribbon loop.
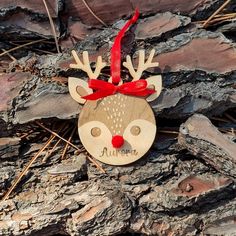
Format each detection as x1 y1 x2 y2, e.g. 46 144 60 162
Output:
111 9 140 84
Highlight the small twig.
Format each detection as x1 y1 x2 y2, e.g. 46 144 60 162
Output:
201 15 236 25
231 128 235 136
42 138 61 163
42 0 60 53
213 13 236 17
202 0 231 28
81 0 108 27
1 49 17 61
10 40 52 44
20 129 35 139
0 39 46 58
61 127 76 160
27 48 55 55
224 113 236 123
211 116 230 123
1 135 56 201
10 42 55 55
196 13 236 23
158 130 179 134
218 127 232 133
35 121 106 173
36 121 80 150
42 124 71 163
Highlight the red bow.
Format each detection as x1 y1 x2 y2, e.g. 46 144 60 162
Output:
81 10 152 101
82 79 155 100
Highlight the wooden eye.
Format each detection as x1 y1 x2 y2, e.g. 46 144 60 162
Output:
91 127 101 137
130 126 141 136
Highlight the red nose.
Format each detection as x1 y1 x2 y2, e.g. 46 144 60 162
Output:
112 135 124 148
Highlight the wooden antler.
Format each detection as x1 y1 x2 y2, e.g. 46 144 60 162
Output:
70 50 106 79
123 49 159 81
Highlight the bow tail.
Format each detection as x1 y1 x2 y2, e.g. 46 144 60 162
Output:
120 88 155 97
82 90 114 100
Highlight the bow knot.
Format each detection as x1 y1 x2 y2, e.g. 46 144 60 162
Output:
82 79 155 100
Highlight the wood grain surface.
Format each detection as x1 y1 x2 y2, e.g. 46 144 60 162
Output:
78 94 156 165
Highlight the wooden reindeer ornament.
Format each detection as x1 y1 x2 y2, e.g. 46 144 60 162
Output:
68 10 162 165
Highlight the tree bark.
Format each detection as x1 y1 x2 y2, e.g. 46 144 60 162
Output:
0 1 236 235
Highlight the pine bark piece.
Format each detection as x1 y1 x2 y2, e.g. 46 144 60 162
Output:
0 137 20 159
0 72 31 113
60 20 101 49
146 30 236 74
203 215 236 235
130 198 236 235
0 72 32 135
65 0 133 25
0 167 15 197
0 137 21 197
14 88 80 124
178 114 236 179
0 0 61 40
7 73 80 124
0 73 81 125
157 37 236 74
139 175 232 213
0 71 80 125
47 154 87 176
135 12 191 40
66 0 217 26
152 80 235 119
0 12 60 39
139 174 233 211
0 0 59 18
216 21 236 33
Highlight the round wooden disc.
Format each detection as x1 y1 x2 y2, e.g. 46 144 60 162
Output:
78 94 156 165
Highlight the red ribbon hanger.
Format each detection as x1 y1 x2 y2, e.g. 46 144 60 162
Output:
110 9 139 85
83 9 156 100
